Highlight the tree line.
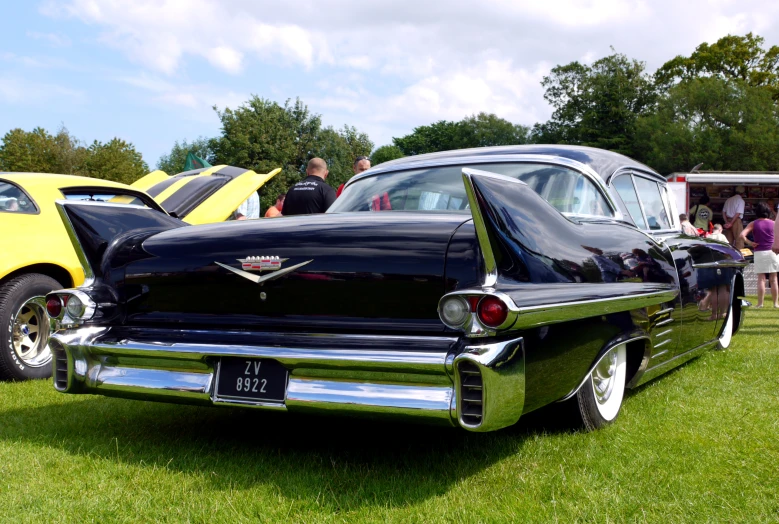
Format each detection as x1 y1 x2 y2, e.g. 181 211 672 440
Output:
2 32 779 209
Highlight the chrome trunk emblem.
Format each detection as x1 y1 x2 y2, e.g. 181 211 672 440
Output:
238 256 288 272
215 258 313 285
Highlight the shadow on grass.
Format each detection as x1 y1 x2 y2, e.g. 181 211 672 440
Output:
0 393 577 509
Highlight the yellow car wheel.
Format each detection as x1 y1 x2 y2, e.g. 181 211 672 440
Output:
0 273 60 380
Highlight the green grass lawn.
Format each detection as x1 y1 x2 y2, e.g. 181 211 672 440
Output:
2 303 778 523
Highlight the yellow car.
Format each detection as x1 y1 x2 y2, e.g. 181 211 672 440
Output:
0 165 279 380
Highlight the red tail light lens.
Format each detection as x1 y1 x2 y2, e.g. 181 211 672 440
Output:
46 296 63 318
477 296 508 327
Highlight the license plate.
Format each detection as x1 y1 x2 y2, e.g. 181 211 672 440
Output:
215 358 288 402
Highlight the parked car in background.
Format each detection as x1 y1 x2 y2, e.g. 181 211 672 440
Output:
48 146 748 431
0 165 279 380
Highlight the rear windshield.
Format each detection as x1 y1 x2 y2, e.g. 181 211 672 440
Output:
60 190 153 208
329 162 612 217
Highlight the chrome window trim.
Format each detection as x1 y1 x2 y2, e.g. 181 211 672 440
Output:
55 201 95 285
338 154 624 222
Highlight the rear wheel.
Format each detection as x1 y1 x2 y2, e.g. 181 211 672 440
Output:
574 343 627 431
0 273 61 380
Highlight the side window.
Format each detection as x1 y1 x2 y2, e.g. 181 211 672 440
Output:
633 177 671 230
612 175 647 229
660 185 679 230
0 181 38 214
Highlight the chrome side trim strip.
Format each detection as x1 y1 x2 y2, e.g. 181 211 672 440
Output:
692 261 748 269
462 169 498 288
653 338 672 348
656 307 675 316
441 287 678 332
509 289 678 330
651 349 669 359
655 318 674 327
654 329 673 338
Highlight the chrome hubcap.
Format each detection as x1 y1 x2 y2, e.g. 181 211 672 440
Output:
592 350 617 405
11 296 52 367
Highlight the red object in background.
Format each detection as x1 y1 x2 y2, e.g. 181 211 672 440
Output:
371 193 392 211
336 183 345 197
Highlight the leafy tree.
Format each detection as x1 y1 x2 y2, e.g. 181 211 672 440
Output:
655 32 779 99
210 96 373 211
311 125 373 191
0 126 86 174
633 78 779 173
371 145 405 165
458 113 530 148
532 52 657 155
81 138 149 184
157 137 215 174
392 112 529 156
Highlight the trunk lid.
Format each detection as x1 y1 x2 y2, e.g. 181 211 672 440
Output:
119 212 476 333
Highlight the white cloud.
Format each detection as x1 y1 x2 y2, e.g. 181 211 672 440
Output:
39 0 779 147
43 0 320 74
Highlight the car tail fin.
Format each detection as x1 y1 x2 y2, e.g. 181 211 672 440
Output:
56 200 185 281
462 167 580 285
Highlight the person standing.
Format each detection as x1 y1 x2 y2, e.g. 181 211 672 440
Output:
689 195 713 231
234 191 260 220
264 194 285 217
283 158 336 215
739 202 779 308
723 186 746 249
336 156 371 197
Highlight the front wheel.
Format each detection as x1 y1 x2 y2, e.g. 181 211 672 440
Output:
574 343 627 431
0 273 62 380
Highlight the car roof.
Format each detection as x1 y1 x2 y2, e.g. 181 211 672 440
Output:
0 172 130 190
360 144 663 183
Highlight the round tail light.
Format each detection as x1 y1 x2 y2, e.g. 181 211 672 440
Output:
477 296 508 327
46 296 63 318
439 296 470 328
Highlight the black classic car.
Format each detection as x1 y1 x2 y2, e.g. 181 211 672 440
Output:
47 145 748 432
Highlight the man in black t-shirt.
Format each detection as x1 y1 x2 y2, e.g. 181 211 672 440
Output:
283 157 337 215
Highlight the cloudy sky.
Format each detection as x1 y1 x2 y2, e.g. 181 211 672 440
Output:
1 0 778 167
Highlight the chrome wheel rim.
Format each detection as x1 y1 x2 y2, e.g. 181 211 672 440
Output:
11 296 52 368
592 350 618 405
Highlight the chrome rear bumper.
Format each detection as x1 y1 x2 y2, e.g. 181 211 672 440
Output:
49 328 525 432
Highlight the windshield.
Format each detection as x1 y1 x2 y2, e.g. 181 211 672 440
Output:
328 162 612 217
